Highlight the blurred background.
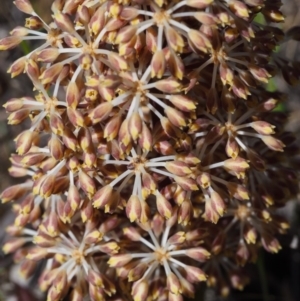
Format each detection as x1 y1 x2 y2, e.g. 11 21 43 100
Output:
0 0 300 300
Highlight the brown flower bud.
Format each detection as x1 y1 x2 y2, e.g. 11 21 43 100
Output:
50 113 64 135
7 109 30 125
132 280 149 301
184 265 207 282
186 0 213 9
39 63 64 85
0 36 23 50
229 1 249 18
138 123 152 152
25 16 43 29
178 200 192 225
3 98 24 112
93 185 113 209
89 6 106 36
223 157 249 175
261 136 285 152
126 195 142 222
174 176 198 191
165 106 186 128
108 52 128 71
115 25 137 44
196 172 211 189
3 238 27 254
25 59 39 83
167 272 182 295
78 127 93 152
54 11 75 34
166 161 192 177
88 102 113 124
128 262 148 282
186 247 211 262
88 270 104 287
15 130 37 155
26 247 49 261
194 12 218 25
227 183 249 200
49 134 64 160
168 95 196 112
151 50 166 79
21 152 46 166
156 190 172 219
188 29 211 53
128 112 143 141
123 226 142 241
165 27 184 52
108 254 133 268
14 0 34 14
67 107 85 127
79 170 96 197
37 48 60 63
62 128 79 151
250 121 275 135
168 49 185 80
7 56 27 77
156 78 183 94
226 136 239 159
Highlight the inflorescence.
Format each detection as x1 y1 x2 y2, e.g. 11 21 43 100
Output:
0 0 299 300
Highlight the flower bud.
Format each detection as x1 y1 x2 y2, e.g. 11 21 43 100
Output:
39 63 64 85
156 190 172 219
54 11 75 34
15 130 37 155
25 16 43 29
89 6 106 36
168 231 186 245
229 1 249 18
108 52 128 71
1 183 29 203
174 177 198 191
164 27 182 53
250 121 275 135
14 0 34 14
126 195 142 222
93 185 113 209
79 170 96 197
166 161 192 177
132 280 149 301
186 247 211 262
188 29 211 53
67 107 85 127
108 254 133 268
168 49 185 80
7 56 27 77
37 48 60 63
88 102 113 124
186 0 213 9
168 95 196 112
3 238 27 254
184 265 207 283
128 112 142 141
155 78 183 94
261 136 285 152
7 109 30 125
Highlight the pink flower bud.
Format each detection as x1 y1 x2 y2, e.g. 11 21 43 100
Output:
14 0 34 14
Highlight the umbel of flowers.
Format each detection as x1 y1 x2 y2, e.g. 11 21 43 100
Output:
0 0 299 300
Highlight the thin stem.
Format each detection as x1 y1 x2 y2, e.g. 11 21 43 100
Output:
168 19 190 33
109 169 133 187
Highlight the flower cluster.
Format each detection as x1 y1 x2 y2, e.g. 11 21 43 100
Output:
0 0 299 300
